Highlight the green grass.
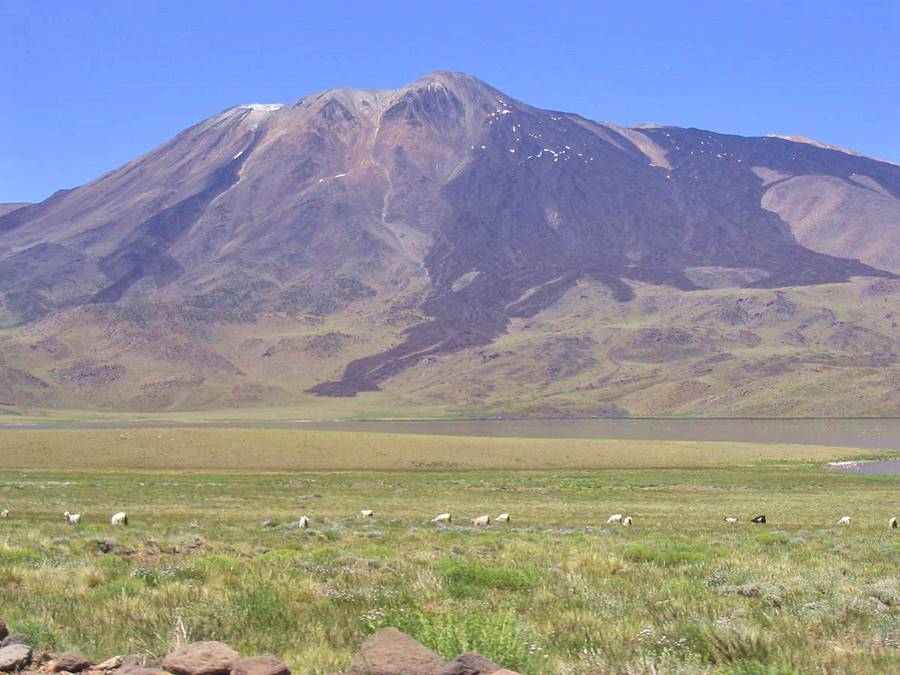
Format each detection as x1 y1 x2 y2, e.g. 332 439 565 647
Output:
0 451 897 674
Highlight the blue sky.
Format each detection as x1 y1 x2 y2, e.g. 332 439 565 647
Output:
2 0 898 203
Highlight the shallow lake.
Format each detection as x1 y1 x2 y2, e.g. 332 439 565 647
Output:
826 459 900 474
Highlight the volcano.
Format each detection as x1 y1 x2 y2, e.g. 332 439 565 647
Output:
2 72 899 415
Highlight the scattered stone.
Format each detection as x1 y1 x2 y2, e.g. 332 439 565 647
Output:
437 652 502 675
0 635 30 649
0 644 33 672
49 651 94 673
30 651 56 669
230 655 290 675
94 657 124 671
116 667 172 675
116 656 147 670
163 642 241 675
260 520 274 528
94 540 133 556
115 655 170 675
347 628 445 675
0 626 515 675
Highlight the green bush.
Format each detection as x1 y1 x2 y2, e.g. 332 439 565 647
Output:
753 532 791 546
14 620 63 650
623 542 716 566
436 558 539 598
369 608 547 673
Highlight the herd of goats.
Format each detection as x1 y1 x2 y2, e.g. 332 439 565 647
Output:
1 509 897 530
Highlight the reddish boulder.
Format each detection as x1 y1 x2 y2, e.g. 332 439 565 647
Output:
347 628 445 675
49 651 94 673
162 642 240 675
230 655 289 675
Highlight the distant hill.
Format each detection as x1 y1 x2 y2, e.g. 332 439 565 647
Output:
1 72 898 416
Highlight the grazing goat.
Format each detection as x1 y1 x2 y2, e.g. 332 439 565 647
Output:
111 512 128 526
622 516 633 526
839 516 852 526
297 516 310 530
495 513 511 523
890 517 897 529
724 517 739 524
0 509 8 519
361 509 374 518
472 515 491 527
607 514 623 524
64 511 81 525
432 512 452 524
751 515 766 524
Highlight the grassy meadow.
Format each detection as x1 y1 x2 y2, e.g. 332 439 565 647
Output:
0 429 897 674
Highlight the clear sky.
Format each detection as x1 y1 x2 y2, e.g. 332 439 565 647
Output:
2 0 898 203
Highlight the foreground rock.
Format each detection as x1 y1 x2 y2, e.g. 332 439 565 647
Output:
230 655 290 675
95 656 125 671
162 642 240 675
0 622 516 675
0 636 29 650
437 652 502 675
0 644 33 672
48 651 94 672
116 658 172 675
117 667 173 675
345 628 445 675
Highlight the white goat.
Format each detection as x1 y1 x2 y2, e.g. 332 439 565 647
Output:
889 517 897 529
0 509 9 519
622 516 633 526
724 517 739 524
111 512 128 526
432 512 452 524
606 514 623 524
64 511 81 525
839 516 852 526
297 516 310 530
495 513 510 523
472 515 491 527
360 509 374 518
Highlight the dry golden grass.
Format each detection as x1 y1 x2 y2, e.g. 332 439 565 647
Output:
0 427 879 471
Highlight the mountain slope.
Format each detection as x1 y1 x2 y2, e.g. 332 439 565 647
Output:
1 72 898 415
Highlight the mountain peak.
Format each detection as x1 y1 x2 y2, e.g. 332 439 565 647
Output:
400 71 509 103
